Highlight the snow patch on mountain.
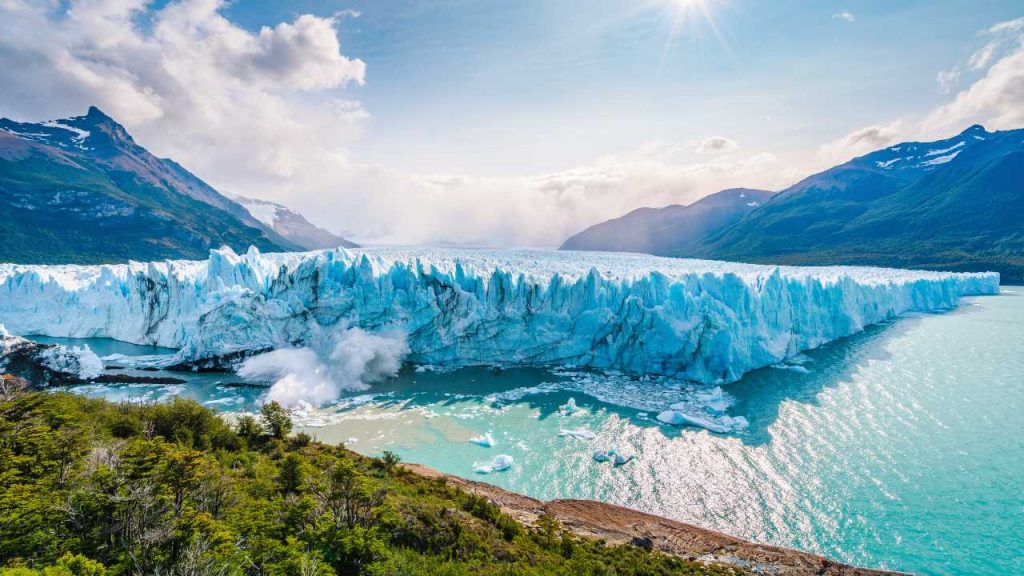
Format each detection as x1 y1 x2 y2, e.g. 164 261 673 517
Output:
921 150 963 166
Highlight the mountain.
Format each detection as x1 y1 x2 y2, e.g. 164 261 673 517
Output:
693 125 1024 282
233 195 358 250
560 188 773 254
560 125 1024 283
0 107 303 264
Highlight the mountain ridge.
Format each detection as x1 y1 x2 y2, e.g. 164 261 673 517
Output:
232 194 358 250
0 107 355 263
560 188 773 255
693 124 1024 281
561 124 1024 282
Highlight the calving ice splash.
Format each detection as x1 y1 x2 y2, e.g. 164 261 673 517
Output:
0 246 999 413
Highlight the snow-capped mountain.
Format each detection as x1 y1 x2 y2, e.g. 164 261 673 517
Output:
0 107 301 263
561 125 1024 282
560 188 773 255
233 195 357 250
696 124 1024 281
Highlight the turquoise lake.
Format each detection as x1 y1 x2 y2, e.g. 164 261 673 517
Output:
49 290 1024 576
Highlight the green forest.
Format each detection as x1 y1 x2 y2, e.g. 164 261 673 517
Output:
0 390 741 576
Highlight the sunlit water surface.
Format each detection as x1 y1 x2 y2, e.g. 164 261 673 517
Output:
47 291 1024 576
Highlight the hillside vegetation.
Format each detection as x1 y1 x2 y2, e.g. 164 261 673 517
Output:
0 391 741 576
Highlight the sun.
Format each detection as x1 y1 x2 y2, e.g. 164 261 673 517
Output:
659 0 731 60
666 0 720 36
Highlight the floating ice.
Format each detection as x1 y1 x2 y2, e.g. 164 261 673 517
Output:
657 410 732 433
473 454 514 474
38 344 103 380
771 363 811 374
469 432 495 447
562 397 581 415
0 247 998 390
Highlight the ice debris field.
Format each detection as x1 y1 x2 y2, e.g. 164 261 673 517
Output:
0 246 999 396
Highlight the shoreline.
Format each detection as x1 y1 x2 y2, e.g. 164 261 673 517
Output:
401 462 910 576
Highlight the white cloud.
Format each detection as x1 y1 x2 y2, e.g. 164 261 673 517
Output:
818 122 904 164
0 0 369 195
936 67 961 95
325 145 800 247
986 17 1024 35
968 41 999 70
0 0 804 248
922 18 1024 136
8 3 1019 250
695 136 739 154
832 11 856 23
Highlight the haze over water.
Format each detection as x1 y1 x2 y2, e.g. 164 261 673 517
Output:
54 291 1024 576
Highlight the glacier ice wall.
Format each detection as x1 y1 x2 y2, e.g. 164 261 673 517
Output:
0 247 1000 384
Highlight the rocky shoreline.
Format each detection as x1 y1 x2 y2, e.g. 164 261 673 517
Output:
404 463 910 576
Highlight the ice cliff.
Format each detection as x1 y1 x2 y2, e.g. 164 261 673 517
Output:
0 247 999 384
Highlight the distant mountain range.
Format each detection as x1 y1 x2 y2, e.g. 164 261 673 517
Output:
561 188 773 255
0 107 355 264
562 125 1024 283
232 195 357 250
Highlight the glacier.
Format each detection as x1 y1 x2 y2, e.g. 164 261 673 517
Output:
0 246 999 386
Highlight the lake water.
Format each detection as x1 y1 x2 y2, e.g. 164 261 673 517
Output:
46 290 1024 576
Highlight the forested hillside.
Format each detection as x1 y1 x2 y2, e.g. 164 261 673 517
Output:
0 391 738 576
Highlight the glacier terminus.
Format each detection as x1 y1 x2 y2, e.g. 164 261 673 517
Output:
0 247 1000 391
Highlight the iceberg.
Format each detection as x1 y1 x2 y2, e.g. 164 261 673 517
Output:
469 432 495 447
562 397 581 415
0 247 999 386
474 454 514 474
657 410 733 433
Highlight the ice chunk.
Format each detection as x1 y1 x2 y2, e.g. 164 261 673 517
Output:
38 344 103 380
696 386 728 415
657 410 687 426
469 432 495 447
771 363 811 374
558 428 596 440
562 397 581 415
474 454 514 474
657 410 732 434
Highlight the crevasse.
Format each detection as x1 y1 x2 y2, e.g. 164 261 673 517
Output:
0 247 999 384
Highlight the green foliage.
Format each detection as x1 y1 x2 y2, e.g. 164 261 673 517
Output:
261 401 293 440
0 392 743 576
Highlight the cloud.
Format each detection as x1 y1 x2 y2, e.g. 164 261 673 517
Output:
695 136 739 154
922 18 1024 136
832 11 855 23
936 67 961 95
325 145 800 247
818 122 904 164
0 0 369 200
968 41 999 70
986 17 1024 35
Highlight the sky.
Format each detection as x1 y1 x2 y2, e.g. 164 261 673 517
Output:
0 0 1022 246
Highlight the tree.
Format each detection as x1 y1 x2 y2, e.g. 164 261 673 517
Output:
260 402 292 440
278 453 306 494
